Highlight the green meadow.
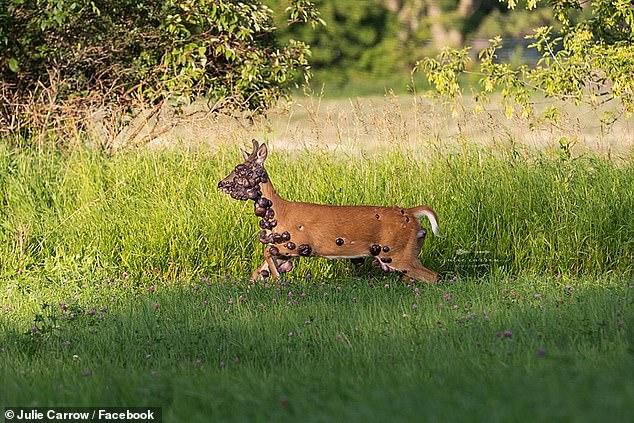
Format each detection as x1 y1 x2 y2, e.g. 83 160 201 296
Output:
0 141 633 421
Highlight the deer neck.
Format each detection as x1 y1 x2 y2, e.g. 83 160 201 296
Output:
260 178 283 205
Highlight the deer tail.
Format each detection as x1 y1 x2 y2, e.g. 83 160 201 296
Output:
408 205 440 236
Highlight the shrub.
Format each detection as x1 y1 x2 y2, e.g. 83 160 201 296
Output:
416 0 634 119
0 0 320 137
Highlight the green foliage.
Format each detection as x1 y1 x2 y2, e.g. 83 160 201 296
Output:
414 47 471 99
471 4 555 39
264 0 558 94
0 0 319 132
416 0 634 117
268 0 405 87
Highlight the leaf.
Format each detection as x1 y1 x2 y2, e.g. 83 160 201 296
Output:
8 57 19 73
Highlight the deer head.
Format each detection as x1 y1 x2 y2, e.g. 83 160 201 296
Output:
217 139 269 201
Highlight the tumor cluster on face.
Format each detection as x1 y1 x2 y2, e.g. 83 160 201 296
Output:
221 162 269 201
219 156 302 278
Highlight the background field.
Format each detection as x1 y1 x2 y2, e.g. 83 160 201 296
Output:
1 99 633 420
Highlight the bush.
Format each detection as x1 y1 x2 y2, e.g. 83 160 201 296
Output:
0 0 319 136
416 0 634 119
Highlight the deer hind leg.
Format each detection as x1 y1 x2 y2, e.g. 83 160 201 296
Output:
395 259 438 284
390 236 438 284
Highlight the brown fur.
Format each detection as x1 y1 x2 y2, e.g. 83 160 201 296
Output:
219 141 439 284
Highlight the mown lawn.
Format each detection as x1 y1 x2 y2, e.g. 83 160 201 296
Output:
1 275 632 421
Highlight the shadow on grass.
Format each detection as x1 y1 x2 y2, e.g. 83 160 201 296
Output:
0 276 632 421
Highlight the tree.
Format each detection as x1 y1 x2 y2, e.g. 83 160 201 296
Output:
268 0 405 86
416 0 634 118
268 0 554 91
0 0 321 136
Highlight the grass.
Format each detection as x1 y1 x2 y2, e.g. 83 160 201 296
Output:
1 144 632 281
300 71 434 98
1 277 633 421
0 141 633 421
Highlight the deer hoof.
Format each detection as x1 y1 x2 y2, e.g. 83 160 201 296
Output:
286 242 296 250
382 245 390 252
260 269 270 278
268 246 280 256
281 231 291 241
265 208 275 219
369 244 381 256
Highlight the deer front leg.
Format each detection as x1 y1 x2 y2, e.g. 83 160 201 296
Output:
250 259 270 281
250 247 282 280
251 249 294 281
264 248 281 279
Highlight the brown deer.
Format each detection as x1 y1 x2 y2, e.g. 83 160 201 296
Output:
218 140 440 283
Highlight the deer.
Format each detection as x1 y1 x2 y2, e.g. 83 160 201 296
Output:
217 140 440 284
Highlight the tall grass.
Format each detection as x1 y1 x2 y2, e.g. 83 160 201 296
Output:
1 141 633 421
0 143 632 286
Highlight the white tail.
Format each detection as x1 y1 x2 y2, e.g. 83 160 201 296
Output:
218 140 440 284
410 206 440 237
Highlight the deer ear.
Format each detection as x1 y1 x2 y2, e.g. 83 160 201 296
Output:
255 143 268 164
251 139 259 154
242 149 250 160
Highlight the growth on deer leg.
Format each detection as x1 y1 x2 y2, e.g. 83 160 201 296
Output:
278 259 293 273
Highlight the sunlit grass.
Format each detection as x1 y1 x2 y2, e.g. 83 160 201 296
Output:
0 143 633 421
1 144 632 285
